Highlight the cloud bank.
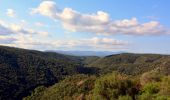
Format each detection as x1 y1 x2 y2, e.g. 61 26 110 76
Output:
0 20 48 36
31 1 169 35
0 35 127 51
0 16 126 51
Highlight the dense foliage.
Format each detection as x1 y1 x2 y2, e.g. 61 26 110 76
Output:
1 46 170 100
24 71 170 100
0 46 96 100
87 53 170 75
24 74 96 100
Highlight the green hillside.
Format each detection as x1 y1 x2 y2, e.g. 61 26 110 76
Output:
24 71 170 100
87 53 170 75
0 46 170 100
0 46 96 100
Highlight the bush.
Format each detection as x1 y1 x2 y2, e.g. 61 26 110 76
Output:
141 83 159 94
140 71 162 86
138 75 170 100
159 76 170 96
93 72 136 100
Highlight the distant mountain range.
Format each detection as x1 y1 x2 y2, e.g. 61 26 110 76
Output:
47 50 126 57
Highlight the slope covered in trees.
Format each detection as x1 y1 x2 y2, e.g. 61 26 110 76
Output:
87 53 170 75
0 46 96 100
24 71 170 100
1 46 170 100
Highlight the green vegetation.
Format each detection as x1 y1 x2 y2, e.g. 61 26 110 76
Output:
138 72 170 100
24 71 170 100
93 72 136 100
87 53 170 75
0 46 96 100
24 74 96 100
1 46 170 100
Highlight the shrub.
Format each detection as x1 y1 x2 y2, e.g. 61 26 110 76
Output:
141 83 159 94
140 71 162 86
93 72 136 100
159 76 170 96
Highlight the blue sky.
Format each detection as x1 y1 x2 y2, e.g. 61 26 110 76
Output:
0 0 170 54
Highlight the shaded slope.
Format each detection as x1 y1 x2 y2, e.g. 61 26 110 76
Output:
0 46 94 100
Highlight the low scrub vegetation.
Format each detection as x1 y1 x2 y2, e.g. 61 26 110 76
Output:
24 71 170 100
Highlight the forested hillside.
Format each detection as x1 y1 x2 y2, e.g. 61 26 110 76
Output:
87 53 170 75
0 46 170 100
0 46 96 100
24 71 170 100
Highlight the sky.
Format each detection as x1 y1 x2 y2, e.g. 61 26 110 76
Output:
0 0 170 54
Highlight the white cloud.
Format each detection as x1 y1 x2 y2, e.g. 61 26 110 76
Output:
0 20 49 48
0 20 49 36
10 24 48 35
6 9 16 17
31 1 170 35
0 36 128 51
50 37 128 50
31 1 59 19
